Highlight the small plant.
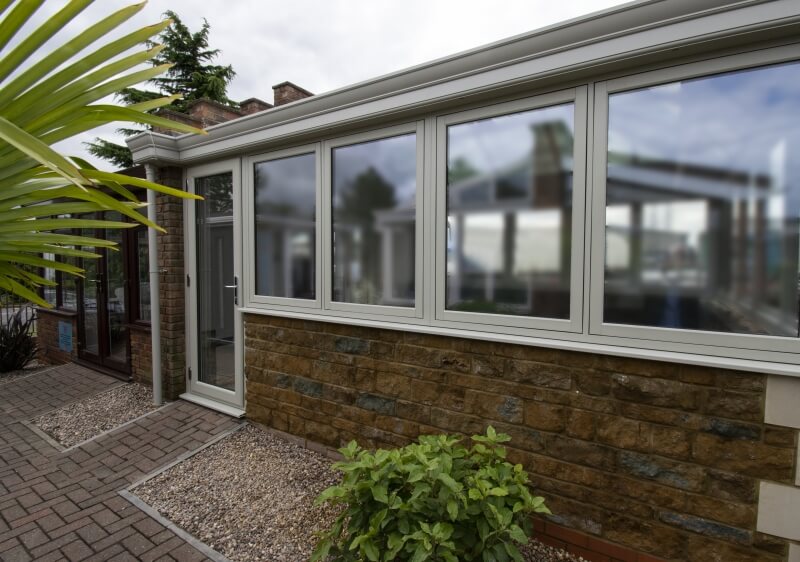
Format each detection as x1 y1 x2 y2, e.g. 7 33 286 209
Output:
0 308 38 373
312 426 550 562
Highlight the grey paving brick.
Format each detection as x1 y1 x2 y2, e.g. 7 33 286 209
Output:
0 364 237 562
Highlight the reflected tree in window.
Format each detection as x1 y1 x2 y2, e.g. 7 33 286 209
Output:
332 133 416 307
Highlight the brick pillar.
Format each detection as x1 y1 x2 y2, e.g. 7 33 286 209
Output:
155 166 186 400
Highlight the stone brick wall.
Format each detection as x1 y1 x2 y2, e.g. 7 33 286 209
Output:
155 166 186 399
244 313 798 562
36 309 77 365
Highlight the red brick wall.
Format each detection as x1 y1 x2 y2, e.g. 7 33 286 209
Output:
243 313 796 562
36 309 77 365
272 81 313 106
187 99 243 128
129 324 152 385
155 166 187 399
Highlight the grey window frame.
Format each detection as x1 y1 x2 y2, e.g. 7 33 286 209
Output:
322 121 426 320
588 44 800 355
243 143 322 311
435 87 588 333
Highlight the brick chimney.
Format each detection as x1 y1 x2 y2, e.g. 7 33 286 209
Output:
186 99 244 128
273 81 313 106
240 97 273 115
151 109 203 136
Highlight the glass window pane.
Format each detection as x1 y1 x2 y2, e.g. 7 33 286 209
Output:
137 229 151 322
446 103 575 318
332 133 417 307
604 62 800 337
254 153 316 299
42 253 56 306
60 256 77 310
54 224 77 310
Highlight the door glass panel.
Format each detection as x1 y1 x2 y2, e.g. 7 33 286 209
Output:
604 62 800 337
81 227 100 356
196 173 235 391
136 229 151 322
105 213 128 365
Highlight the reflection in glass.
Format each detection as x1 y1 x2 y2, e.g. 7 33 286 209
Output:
136 228 150 322
196 173 235 391
61 256 77 310
81 223 100 356
42 253 56 306
446 103 575 318
332 133 416 307
254 153 316 299
53 227 77 310
604 62 800 337
105 212 128 365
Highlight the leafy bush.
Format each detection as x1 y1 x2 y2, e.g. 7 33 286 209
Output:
312 426 550 562
0 308 38 373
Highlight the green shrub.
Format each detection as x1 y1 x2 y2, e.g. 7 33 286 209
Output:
312 426 550 562
0 307 37 373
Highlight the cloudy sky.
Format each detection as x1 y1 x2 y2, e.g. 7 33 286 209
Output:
17 0 629 167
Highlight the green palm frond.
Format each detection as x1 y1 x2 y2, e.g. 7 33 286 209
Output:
0 0 207 307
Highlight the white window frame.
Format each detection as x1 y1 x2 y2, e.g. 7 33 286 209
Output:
243 143 322 311
588 46 800 355
322 121 426 320
435 87 588 333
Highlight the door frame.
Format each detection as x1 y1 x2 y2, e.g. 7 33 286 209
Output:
183 159 245 413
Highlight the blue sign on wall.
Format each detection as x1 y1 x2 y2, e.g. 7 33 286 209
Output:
58 321 72 353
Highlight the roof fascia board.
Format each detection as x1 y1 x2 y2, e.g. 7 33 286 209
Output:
129 0 798 165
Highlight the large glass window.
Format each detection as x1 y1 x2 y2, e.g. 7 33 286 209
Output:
254 153 316 299
445 103 575 319
331 133 417 307
603 62 800 337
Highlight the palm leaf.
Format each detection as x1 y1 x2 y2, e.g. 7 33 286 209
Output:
0 0 207 305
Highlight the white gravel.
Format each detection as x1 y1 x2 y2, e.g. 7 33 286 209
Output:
133 424 341 562
131 423 588 562
32 383 157 447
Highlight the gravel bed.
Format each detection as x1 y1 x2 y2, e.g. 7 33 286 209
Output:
0 361 48 385
133 424 341 561
522 540 588 561
132 424 587 562
32 383 157 447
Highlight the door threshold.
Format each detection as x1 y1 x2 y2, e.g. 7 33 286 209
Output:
180 393 245 418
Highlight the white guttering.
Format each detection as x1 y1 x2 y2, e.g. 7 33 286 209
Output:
144 163 162 406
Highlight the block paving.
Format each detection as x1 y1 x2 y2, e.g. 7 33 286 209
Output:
0 363 240 561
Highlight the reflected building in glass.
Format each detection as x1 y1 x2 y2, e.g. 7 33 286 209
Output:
445 103 575 319
603 62 800 337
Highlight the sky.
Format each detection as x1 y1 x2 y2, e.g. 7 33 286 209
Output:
13 0 629 167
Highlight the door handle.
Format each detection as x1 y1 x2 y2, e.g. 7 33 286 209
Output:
224 276 238 306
